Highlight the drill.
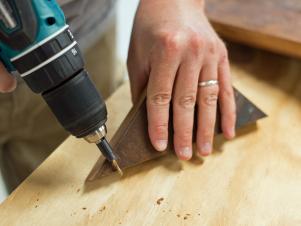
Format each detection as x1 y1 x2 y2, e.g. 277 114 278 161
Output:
0 0 122 175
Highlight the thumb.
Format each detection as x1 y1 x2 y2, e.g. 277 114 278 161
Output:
0 62 16 93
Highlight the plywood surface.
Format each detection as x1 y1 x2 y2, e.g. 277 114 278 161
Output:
206 0 301 58
0 47 301 225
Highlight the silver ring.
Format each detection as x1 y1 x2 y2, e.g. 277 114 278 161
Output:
198 80 219 88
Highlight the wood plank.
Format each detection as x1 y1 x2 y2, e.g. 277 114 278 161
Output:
88 88 266 180
206 0 301 58
1 46 301 225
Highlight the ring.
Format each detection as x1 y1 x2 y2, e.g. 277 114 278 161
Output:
198 80 219 88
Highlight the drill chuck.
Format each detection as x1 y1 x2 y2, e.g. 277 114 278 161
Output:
84 125 118 163
84 125 108 144
42 69 108 138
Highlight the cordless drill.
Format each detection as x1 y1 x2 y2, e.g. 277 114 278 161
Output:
0 0 122 175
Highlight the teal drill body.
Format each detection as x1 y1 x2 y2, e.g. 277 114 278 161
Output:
0 0 122 174
0 0 65 70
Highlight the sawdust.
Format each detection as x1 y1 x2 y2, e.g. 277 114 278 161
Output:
183 213 190 220
99 206 106 213
156 197 164 205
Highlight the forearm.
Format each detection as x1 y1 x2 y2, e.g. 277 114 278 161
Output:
138 0 205 14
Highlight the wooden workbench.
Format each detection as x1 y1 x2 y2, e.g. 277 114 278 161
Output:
206 0 301 59
0 45 301 226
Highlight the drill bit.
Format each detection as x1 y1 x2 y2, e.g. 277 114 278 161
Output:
97 138 123 176
112 160 123 176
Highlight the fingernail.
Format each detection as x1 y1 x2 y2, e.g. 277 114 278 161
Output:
179 147 192 159
155 140 168 151
227 127 236 139
230 127 236 138
0 81 16 93
200 142 212 155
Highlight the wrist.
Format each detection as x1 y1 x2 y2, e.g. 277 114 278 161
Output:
197 0 205 10
139 0 205 8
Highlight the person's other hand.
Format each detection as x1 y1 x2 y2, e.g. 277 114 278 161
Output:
127 0 236 159
0 62 16 93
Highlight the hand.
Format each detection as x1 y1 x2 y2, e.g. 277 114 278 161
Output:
127 0 236 159
0 62 16 93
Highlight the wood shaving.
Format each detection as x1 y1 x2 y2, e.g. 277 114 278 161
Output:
156 197 164 205
99 206 106 213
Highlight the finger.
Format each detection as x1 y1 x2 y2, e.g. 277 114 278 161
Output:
128 69 149 104
218 54 236 139
197 62 219 156
0 62 16 93
173 60 199 160
127 45 150 104
147 51 180 152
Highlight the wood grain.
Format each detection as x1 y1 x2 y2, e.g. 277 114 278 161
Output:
88 88 266 179
1 46 301 226
206 0 301 58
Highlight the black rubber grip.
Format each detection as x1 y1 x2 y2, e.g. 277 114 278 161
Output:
42 70 107 138
13 28 74 73
23 43 84 93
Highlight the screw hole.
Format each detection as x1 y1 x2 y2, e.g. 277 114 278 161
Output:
46 17 56 26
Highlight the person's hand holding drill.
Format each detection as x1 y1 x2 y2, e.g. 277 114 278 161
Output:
128 0 236 160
